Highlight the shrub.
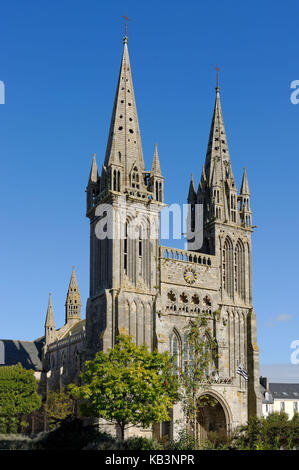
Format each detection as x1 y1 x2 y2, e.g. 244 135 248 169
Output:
167 429 198 450
0 434 36 450
232 412 299 450
41 418 101 450
84 435 162 450
201 431 232 450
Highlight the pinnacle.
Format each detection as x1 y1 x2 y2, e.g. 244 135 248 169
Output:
188 173 196 202
88 153 98 184
240 167 250 195
45 292 55 327
151 144 162 176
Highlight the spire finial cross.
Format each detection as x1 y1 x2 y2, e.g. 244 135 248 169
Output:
122 13 130 37
216 64 220 88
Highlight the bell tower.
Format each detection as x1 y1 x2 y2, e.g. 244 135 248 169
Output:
85 34 164 356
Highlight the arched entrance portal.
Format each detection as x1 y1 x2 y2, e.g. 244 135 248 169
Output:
197 394 228 443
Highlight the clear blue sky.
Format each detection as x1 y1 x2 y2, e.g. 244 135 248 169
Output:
1 0 299 374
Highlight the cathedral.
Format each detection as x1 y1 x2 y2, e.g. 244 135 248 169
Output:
37 33 262 439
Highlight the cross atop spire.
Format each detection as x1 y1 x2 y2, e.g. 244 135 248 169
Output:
122 13 130 40
216 65 220 90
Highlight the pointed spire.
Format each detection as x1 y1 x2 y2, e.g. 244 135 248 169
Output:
88 153 98 185
198 164 206 193
151 144 162 176
188 173 196 202
204 86 236 189
45 292 55 328
240 167 250 195
103 36 145 185
65 266 81 323
45 292 56 345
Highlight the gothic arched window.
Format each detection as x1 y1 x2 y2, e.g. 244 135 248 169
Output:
169 330 181 373
235 239 245 300
223 236 234 298
123 222 128 274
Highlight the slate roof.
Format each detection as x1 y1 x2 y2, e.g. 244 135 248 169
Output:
270 383 299 400
68 319 86 336
0 339 44 371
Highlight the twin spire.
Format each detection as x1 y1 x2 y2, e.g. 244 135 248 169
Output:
192 83 252 228
88 35 162 196
203 85 235 188
103 35 145 179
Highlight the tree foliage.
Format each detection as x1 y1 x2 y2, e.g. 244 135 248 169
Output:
0 363 42 433
179 312 218 440
44 389 76 429
69 335 180 439
233 412 299 450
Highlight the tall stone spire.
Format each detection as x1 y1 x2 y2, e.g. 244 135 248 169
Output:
103 35 145 188
45 293 55 344
197 85 239 225
204 86 235 189
65 266 81 324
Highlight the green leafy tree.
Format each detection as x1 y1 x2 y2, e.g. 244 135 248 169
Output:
233 412 299 450
44 388 76 429
69 335 180 440
179 311 218 442
0 363 42 433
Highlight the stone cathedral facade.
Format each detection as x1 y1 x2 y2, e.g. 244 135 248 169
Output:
41 35 261 439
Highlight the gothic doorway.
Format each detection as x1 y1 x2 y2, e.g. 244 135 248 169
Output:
197 394 228 443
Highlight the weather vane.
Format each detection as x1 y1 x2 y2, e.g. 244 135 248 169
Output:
122 13 130 36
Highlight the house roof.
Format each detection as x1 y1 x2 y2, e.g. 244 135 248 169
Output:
0 339 43 371
270 383 299 400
